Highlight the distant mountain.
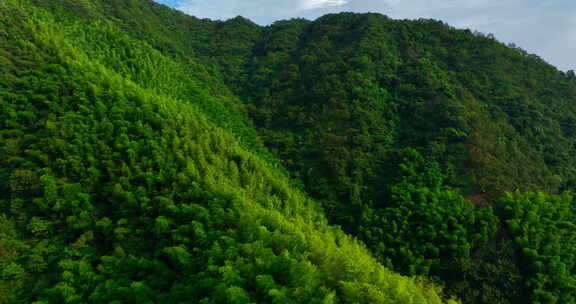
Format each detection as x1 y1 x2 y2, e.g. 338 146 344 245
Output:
2 0 576 303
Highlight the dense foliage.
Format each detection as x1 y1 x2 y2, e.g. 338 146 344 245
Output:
358 149 498 279
229 12 576 303
500 192 576 303
2 0 576 303
0 1 451 303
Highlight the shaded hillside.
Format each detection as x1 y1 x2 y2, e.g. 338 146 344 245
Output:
229 13 576 303
241 13 576 200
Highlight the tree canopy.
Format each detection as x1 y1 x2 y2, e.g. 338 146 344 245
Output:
2 0 576 303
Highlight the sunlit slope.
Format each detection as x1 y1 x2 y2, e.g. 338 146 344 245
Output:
0 1 451 303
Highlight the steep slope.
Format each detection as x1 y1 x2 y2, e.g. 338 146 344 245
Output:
241 13 576 201
4 0 576 303
27 0 266 159
228 13 576 304
0 1 450 303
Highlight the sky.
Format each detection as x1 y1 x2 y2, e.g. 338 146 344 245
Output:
154 0 575 72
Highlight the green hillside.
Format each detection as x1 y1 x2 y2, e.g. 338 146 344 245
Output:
232 13 576 303
0 1 450 303
1 0 576 303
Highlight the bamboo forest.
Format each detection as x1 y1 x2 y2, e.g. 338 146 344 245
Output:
1 0 576 303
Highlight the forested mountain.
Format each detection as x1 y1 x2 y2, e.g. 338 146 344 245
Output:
1 0 576 303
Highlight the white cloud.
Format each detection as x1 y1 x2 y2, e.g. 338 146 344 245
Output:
301 0 348 10
176 0 239 20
